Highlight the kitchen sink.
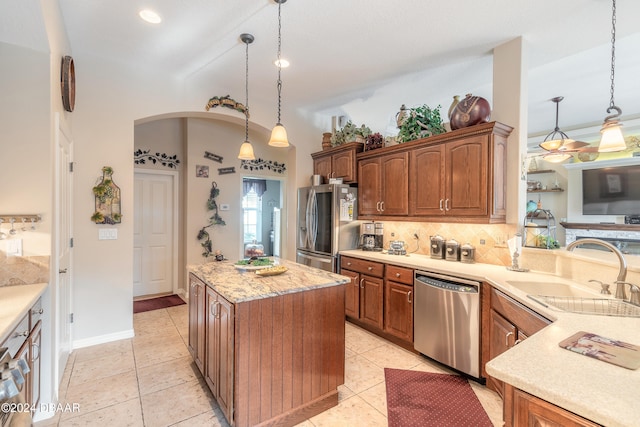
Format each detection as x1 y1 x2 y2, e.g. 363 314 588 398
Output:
506 280 598 298
527 295 640 317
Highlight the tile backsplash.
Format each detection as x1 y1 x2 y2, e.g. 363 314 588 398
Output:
0 250 50 286
380 221 518 266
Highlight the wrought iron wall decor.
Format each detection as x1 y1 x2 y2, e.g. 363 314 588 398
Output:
205 95 248 116
91 166 122 224
134 149 180 169
218 167 236 175
197 181 226 258
204 151 223 163
240 158 286 174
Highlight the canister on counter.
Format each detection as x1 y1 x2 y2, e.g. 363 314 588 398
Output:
430 235 446 259
460 243 475 263
445 238 460 261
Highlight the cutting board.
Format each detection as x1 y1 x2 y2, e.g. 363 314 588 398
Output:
559 331 640 370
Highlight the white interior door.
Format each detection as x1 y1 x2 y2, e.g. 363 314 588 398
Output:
55 114 73 388
134 171 177 297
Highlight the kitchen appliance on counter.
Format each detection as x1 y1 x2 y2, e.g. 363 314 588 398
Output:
388 240 407 255
360 222 383 251
445 238 460 261
414 271 481 379
0 347 32 427
430 235 446 259
297 184 359 272
460 243 476 263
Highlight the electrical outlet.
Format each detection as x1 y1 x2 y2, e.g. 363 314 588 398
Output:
480 239 486 245
413 233 419 240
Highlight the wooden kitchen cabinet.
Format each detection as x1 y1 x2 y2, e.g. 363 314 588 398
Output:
188 273 206 374
505 385 601 427
205 287 234 423
0 298 43 409
383 265 413 342
312 142 363 184
341 256 384 330
357 151 409 216
484 287 551 398
360 121 512 223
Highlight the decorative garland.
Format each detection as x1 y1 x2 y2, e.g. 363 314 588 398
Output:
240 159 286 174
205 94 248 116
197 182 226 258
134 149 180 169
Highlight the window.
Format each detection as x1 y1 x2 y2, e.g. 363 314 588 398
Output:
242 188 262 243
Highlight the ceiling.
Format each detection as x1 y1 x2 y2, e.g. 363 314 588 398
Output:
3 0 640 147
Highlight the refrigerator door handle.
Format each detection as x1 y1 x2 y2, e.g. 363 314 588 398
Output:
305 188 314 249
309 188 318 249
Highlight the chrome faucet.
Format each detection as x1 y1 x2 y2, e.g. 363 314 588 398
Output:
566 238 628 300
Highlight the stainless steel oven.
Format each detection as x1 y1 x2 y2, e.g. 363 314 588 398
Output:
0 347 32 427
413 270 481 379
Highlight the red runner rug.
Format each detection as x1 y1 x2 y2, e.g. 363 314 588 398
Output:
385 368 493 427
133 295 186 313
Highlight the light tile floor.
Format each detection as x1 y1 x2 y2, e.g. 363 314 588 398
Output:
36 304 503 427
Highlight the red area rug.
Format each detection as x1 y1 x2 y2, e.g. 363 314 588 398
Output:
133 295 186 313
385 368 492 427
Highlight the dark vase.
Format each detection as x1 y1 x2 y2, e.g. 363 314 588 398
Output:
449 93 491 130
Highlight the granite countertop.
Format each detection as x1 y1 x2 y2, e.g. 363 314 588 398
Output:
0 283 48 341
188 258 350 303
340 249 640 427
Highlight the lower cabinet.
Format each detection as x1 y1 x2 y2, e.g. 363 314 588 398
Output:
383 265 414 342
505 385 601 427
205 287 234 423
341 256 414 346
188 274 206 374
0 298 43 409
484 287 551 398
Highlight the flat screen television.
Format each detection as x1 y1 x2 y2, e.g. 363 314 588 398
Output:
582 164 640 215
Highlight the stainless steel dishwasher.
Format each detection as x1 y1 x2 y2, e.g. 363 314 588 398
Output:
414 270 481 379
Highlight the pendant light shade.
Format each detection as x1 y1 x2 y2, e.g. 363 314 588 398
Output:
539 97 574 152
598 0 626 153
269 0 289 148
238 141 255 160
237 33 256 160
542 152 573 163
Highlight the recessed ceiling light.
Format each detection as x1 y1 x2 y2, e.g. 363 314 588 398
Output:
274 59 290 68
139 9 162 24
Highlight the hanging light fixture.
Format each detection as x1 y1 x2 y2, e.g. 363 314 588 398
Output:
238 33 256 160
598 0 626 153
539 97 588 163
268 0 289 148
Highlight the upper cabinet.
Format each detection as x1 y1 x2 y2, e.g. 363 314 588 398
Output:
312 142 364 184
358 152 409 216
358 122 512 223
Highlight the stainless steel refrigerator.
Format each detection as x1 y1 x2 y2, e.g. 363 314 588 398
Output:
296 184 359 272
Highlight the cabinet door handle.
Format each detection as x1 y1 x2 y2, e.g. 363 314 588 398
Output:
31 308 44 315
445 199 450 211
505 331 514 346
514 339 523 345
380 201 384 212
360 278 365 289
216 302 222 319
210 302 217 317
375 201 380 212
439 199 444 211
407 291 412 303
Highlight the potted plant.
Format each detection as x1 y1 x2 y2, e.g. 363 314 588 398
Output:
397 104 446 143
331 121 372 146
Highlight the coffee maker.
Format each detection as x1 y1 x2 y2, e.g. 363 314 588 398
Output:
361 222 383 251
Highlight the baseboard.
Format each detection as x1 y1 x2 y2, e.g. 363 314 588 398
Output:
72 328 135 350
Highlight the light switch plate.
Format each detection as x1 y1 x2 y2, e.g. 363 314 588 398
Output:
98 228 118 240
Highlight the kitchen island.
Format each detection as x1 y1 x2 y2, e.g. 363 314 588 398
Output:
187 259 349 427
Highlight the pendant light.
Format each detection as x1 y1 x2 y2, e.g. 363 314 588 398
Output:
237 33 256 160
539 97 588 163
268 0 289 148
598 0 626 153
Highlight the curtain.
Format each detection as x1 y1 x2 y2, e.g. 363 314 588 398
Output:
243 179 267 197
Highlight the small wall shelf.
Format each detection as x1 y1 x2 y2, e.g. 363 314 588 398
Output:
527 188 564 193
527 169 555 175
